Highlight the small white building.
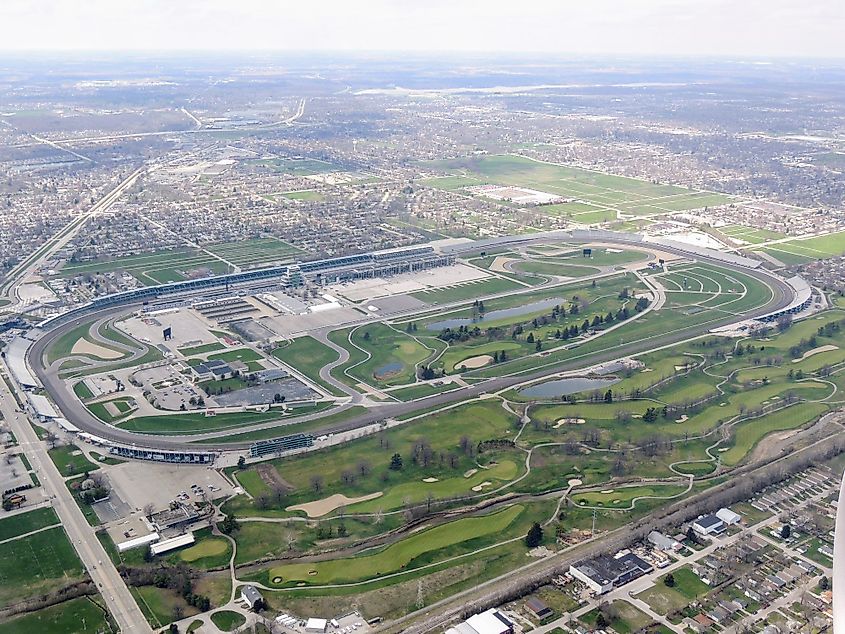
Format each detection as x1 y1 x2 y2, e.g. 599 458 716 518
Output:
305 618 328 633
716 508 742 526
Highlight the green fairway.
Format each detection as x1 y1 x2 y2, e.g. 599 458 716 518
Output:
0 526 84 604
573 484 689 508
226 400 518 516
0 597 113 634
272 336 346 396
263 505 523 587
174 531 232 569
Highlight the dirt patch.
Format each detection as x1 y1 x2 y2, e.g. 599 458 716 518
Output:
71 338 123 360
286 492 383 518
457 355 493 370
793 344 839 363
255 464 295 492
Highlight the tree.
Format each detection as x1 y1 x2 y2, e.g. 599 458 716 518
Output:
596 613 609 629
220 513 239 534
237 456 246 469
604 389 613 403
780 523 791 539
664 573 676 587
526 332 535 343
389 453 403 471
525 522 543 548
820 576 830 591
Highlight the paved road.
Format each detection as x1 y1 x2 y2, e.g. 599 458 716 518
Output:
0 365 152 633
27 241 794 452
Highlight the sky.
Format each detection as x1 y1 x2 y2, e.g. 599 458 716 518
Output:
0 0 843 58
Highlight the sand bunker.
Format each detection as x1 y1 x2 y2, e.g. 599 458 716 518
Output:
553 418 586 428
471 481 493 492
675 415 689 423
464 469 478 478
457 355 493 370
641 368 654 373
287 492 383 518
600 489 615 494
71 338 123 360
793 344 839 363
674 365 689 371
567 478 582 487
489 256 518 273
422 477 439 483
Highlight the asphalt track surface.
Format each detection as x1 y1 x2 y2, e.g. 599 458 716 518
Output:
29 242 794 453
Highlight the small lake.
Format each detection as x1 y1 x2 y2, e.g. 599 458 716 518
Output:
373 361 403 380
519 376 619 398
426 297 566 331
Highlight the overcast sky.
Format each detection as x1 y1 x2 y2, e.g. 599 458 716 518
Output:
0 0 843 58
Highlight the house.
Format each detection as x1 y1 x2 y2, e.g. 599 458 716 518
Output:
707 607 729 624
240 585 263 610
648 531 681 552
694 614 714 630
692 515 725 536
716 508 742 526
525 597 552 620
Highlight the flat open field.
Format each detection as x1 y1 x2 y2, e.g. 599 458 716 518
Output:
0 526 85 604
0 506 59 541
272 336 345 397
755 230 845 265
425 155 734 217
0 596 113 634
55 237 303 284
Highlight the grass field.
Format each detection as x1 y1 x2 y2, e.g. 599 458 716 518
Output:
756 230 845 265
131 585 198 628
0 597 113 634
0 506 59 541
272 336 346 396
720 224 786 245
0 526 84 604
332 323 435 388
117 409 286 434
172 530 232 569
210 610 246 631
637 567 710 615
178 342 225 356
260 505 523 587
278 190 325 201
424 155 734 217
48 444 100 476
225 400 518 517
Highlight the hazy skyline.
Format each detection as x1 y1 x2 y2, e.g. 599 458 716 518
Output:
0 0 843 59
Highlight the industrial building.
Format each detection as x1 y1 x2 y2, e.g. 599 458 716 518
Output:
569 551 653 594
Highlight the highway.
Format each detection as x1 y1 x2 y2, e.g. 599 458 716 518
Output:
25 239 795 453
0 166 146 308
0 367 152 633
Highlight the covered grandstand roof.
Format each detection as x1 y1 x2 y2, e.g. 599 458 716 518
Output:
6 336 39 388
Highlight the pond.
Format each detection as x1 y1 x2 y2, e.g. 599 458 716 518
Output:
426 297 566 331
373 361 404 380
519 376 619 398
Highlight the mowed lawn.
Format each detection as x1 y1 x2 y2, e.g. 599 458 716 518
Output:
227 400 519 515
0 526 85 604
272 336 345 396
0 596 112 634
636 567 710 615
341 323 435 388
425 155 732 215
263 505 523 587
0 506 59 541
